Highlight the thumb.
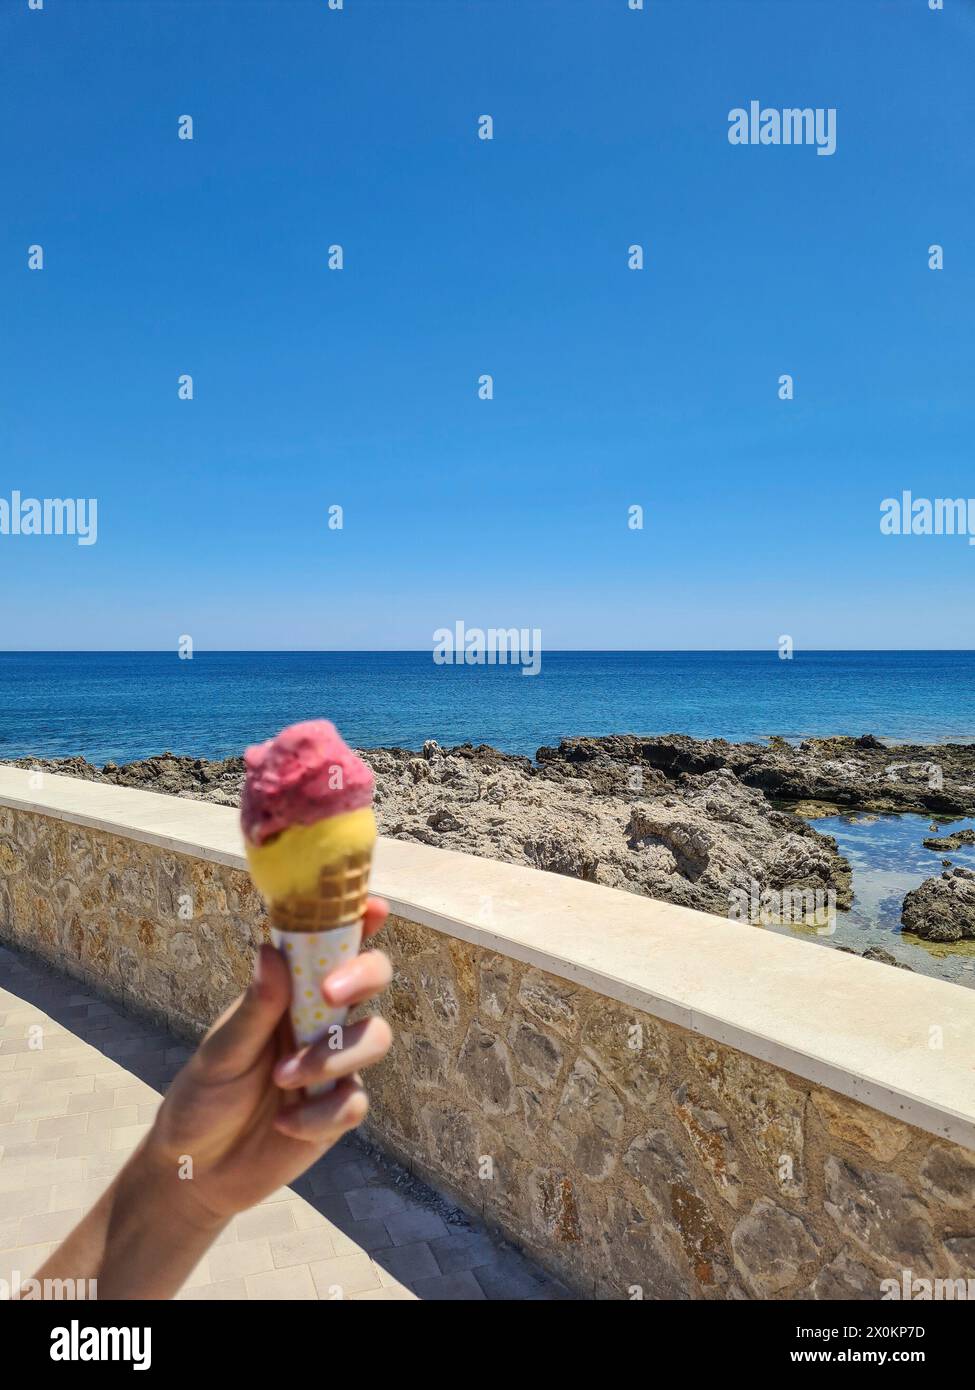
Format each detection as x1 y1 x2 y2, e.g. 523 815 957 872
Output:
196 944 291 1080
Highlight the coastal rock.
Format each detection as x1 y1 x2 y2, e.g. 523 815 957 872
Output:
537 733 975 817
922 828 975 851
1 736 855 928
901 866 975 941
861 946 913 970
835 944 914 970
20 730 975 939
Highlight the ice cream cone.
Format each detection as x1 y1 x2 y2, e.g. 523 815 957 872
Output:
270 926 365 1094
266 850 373 934
266 853 374 1094
239 721 378 1097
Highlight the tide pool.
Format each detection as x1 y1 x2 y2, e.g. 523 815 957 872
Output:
764 812 975 988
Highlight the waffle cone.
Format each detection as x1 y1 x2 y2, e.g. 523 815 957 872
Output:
266 848 373 933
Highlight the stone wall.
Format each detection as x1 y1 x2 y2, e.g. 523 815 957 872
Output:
2 803 973 1300
0 804 264 1038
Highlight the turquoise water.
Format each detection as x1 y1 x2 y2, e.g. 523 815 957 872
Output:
1 650 973 764
769 813 975 987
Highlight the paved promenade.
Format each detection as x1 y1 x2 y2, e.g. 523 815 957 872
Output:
0 942 570 1301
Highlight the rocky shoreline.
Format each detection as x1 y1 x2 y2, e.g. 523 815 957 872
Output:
8 733 975 950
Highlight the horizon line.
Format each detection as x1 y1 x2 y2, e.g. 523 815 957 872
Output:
1 649 974 657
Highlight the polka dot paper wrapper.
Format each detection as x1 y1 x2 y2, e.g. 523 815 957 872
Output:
271 920 364 1097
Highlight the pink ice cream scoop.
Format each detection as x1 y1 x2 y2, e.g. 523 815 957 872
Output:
240 719 374 846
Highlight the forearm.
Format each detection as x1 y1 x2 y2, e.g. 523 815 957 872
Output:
32 1139 227 1301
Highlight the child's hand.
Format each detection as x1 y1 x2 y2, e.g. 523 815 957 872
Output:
145 896 393 1224
33 899 393 1300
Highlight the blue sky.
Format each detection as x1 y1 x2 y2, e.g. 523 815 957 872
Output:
1 0 973 650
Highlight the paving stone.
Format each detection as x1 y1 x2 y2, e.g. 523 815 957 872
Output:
384 1206 451 1247
66 1089 115 1114
58 1131 112 1159
36 1076 97 1097
245 1265 318 1300
309 1253 383 1298
270 1227 337 1269
19 1206 89 1251
49 1179 115 1213
14 1096 69 1121
0 1241 56 1283
411 1270 488 1300
178 1278 249 1301
34 1113 89 1141
88 1105 139 1132
0 1157 86 1192
330 1218 393 1254
351 1154 385 1184
429 1231 500 1274
300 1194 352 1227
233 1202 297 1242
345 1186 406 1221
376 1240 440 1285
349 1284 418 1300
81 1153 129 1184
288 1197 334 1231
108 1122 153 1151
208 1238 275 1282
0 1188 53 1221
307 1160 366 1195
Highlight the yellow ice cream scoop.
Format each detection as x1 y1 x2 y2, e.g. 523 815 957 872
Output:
245 806 377 902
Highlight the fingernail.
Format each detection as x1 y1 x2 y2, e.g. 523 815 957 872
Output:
326 969 353 1002
275 1056 302 1085
252 947 265 986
